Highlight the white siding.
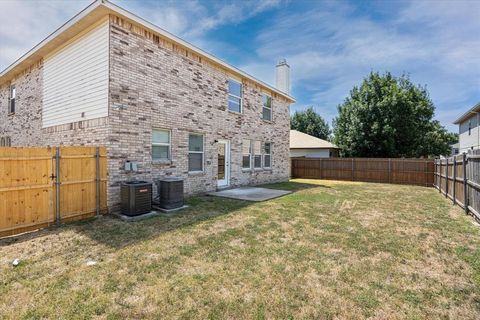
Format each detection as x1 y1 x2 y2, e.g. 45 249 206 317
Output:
458 113 480 153
42 21 109 128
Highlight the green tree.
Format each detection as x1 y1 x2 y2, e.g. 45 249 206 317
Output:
291 107 331 140
333 72 455 157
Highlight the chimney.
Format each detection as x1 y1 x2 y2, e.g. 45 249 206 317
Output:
275 58 290 95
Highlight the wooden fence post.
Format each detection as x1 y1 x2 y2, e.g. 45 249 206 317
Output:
55 147 61 225
352 158 355 181
439 160 442 193
463 152 468 214
453 157 456 204
445 157 449 198
388 159 392 184
95 146 101 217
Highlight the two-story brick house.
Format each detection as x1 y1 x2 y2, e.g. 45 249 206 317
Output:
0 0 295 211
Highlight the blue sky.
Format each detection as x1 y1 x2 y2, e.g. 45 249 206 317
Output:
1 0 479 132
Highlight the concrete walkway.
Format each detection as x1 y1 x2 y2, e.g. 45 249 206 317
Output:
208 187 291 202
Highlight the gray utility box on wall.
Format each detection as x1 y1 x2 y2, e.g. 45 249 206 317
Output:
156 178 184 210
121 181 152 216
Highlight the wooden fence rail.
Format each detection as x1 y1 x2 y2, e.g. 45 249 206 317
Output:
0 146 108 238
291 157 434 187
434 149 480 222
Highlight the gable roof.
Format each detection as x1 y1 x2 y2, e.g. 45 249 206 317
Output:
453 102 480 124
290 130 339 149
0 0 295 103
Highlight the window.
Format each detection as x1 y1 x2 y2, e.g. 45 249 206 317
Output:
0 137 11 147
263 142 272 168
8 85 15 114
228 79 242 113
253 141 262 169
152 129 171 161
188 134 204 172
469 120 472 135
242 140 252 169
262 95 272 121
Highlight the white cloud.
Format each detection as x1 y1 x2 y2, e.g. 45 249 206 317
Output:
0 0 90 71
239 0 480 131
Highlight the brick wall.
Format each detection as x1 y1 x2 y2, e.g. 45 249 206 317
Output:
107 17 291 210
0 16 291 212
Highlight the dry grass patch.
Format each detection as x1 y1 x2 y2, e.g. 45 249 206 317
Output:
1 179 480 319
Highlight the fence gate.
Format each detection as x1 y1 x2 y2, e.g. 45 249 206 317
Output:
0 146 107 238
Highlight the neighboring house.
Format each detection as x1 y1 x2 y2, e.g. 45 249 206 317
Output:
454 103 480 153
290 130 340 158
450 143 460 156
0 0 295 211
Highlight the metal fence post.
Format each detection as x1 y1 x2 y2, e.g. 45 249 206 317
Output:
55 147 61 225
453 157 456 204
463 152 468 214
95 146 101 217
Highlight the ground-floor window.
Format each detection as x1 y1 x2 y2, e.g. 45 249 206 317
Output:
0 136 11 147
263 142 272 168
188 133 204 172
152 129 171 161
242 139 252 169
253 141 262 169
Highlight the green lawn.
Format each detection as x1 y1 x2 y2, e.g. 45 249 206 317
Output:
1 179 480 319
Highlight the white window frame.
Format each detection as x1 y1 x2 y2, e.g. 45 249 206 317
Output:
188 133 204 173
152 129 171 161
242 139 252 170
253 140 262 169
228 79 242 113
8 84 15 114
263 142 272 169
262 94 272 121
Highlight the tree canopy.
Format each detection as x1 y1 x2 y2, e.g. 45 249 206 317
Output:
333 72 456 157
291 107 330 140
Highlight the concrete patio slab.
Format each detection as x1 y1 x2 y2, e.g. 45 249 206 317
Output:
208 187 291 202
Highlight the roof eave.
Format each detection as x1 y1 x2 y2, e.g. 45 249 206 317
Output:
453 103 480 124
0 0 296 103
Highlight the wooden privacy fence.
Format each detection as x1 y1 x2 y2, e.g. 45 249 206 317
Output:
434 149 480 222
0 146 108 238
291 157 434 187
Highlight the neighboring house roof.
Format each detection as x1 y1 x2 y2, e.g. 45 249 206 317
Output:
0 0 295 103
290 130 339 149
453 102 480 124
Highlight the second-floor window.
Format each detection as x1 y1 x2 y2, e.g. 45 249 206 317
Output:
228 79 242 113
8 85 15 114
469 120 472 135
262 95 272 121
